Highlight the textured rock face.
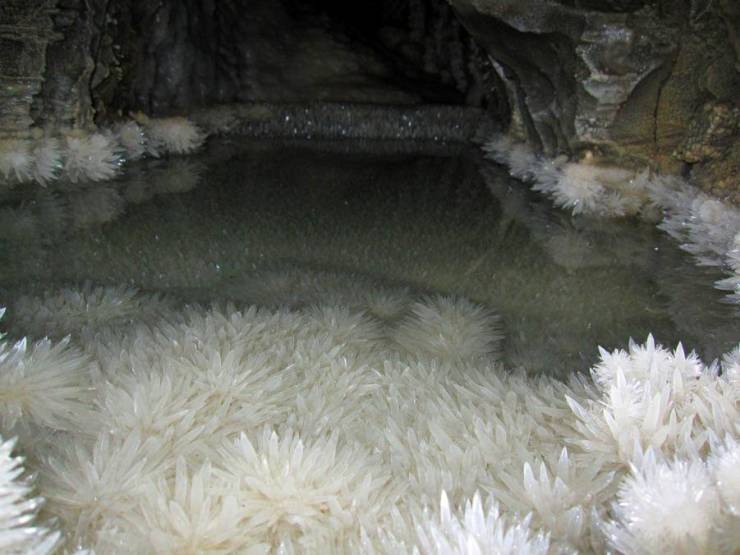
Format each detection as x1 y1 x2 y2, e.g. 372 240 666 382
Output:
450 0 740 201
0 0 113 133
0 1 57 135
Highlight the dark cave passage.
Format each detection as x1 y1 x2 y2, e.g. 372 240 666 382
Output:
89 0 501 122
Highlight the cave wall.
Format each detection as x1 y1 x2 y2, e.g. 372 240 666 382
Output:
450 0 740 201
102 0 428 115
0 0 57 134
1 0 737 200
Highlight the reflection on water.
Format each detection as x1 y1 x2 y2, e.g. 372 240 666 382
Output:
0 137 736 375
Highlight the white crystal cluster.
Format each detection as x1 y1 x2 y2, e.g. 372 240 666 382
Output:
0 436 61 554
0 281 737 554
483 136 654 219
649 177 740 308
0 116 204 188
484 134 740 308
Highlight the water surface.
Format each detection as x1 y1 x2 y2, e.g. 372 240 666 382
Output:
0 137 736 374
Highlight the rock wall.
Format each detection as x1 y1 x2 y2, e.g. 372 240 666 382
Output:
0 0 57 135
0 0 118 134
450 0 740 201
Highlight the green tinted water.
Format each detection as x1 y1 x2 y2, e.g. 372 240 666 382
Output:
0 138 736 374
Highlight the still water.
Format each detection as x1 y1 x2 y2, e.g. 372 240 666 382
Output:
0 137 736 375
